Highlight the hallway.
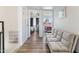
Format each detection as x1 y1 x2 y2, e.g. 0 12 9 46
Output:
16 31 49 53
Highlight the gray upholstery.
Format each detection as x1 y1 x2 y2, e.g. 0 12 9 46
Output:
46 29 78 53
46 29 58 40
61 32 75 52
56 35 61 41
47 38 60 42
52 28 55 34
53 29 58 38
48 42 69 52
57 29 63 37
46 29 63 42
46 34 55 38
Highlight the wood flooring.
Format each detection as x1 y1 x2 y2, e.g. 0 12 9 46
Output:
16 31 50 53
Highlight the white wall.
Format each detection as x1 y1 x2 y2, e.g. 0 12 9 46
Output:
0 7 17 31
39 10 43 37
17 7 23 46
17 6 29 48
54 6 79 52
0 6 30 52
26 8 30 37
22 7 28 44
0 7 18 52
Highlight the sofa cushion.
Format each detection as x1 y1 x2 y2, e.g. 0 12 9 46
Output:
57 30 63 37
53 29 58 38
52 28 55 34
47 38 60 42
62 32 74 41
61 32 75 50
61 38 70 47
56 35 61 41
46 34 55 38
48 42 69 52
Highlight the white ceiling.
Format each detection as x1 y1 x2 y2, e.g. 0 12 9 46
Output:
27 6 54 10
42 6 53 10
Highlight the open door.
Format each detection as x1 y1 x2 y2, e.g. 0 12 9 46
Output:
0 21 4 53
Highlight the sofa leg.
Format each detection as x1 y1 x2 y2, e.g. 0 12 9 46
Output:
46 44 51 53
74 51 77 53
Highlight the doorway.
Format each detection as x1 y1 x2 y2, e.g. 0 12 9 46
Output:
30 18 34 35
30 17 39 36
36 18 39 34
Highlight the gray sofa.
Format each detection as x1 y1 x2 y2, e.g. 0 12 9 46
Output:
46 28 79 53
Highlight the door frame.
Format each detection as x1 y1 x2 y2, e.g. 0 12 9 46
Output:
0 21 4 53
